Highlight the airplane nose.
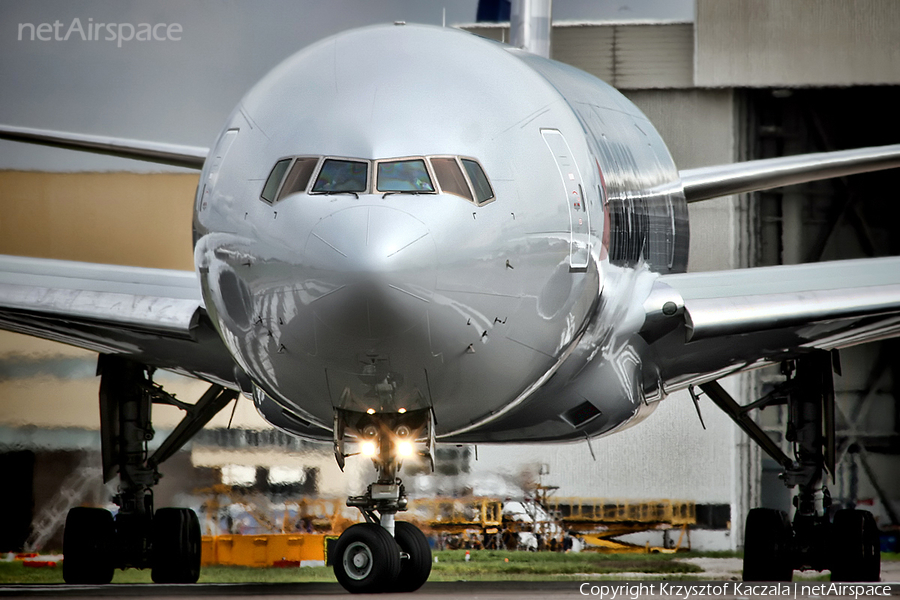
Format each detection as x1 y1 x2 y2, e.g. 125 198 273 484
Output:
303 205 436 339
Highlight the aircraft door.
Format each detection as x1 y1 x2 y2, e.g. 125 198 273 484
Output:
198 128 238 214
541 129 591 271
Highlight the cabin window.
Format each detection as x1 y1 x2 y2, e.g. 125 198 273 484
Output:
277 157 319 201
430 157 473 202
461 159 494 204
376 159 435 193
312 159 368 193
260 158 291 204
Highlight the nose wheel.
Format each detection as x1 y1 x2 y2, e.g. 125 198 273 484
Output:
332 521 432 593
333 523 401 593
393 521 432 592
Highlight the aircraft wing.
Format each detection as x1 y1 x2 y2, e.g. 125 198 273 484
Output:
0 254 236 386
0 125 208 170
649 256 900 390
680 144 900 202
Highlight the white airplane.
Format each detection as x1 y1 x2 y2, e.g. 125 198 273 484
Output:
2 22 900 592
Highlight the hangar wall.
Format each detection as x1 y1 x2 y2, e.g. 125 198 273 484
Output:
695 0 900 87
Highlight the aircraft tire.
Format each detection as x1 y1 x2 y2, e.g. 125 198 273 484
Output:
831 509 880 582
391 521 432 592
742 508 793 581
333 523 400 593
151 508 201 583
62 507 115 584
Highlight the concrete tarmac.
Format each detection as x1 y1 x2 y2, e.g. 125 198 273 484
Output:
2 559 900 600
1 580 899 600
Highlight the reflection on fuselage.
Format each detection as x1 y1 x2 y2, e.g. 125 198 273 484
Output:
193 23 687 444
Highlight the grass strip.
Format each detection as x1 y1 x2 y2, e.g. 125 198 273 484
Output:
0 549 702 584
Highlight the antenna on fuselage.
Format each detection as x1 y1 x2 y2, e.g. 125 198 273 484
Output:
510 0 552 58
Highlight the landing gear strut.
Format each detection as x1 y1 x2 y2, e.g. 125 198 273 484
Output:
331 408 434 593
62 355 237 584
698 351 881 581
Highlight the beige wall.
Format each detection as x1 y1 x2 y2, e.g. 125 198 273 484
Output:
0 171 197 269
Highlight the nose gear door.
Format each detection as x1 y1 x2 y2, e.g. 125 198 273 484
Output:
541 129 591 271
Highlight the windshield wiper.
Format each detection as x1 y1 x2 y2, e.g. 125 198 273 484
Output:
382 190 428 198
312 190 360 198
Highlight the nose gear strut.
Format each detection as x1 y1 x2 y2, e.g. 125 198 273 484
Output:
331 407 435 593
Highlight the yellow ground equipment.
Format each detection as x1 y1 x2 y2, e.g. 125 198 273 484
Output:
546 497 696 552
201 533 326 567
412 496 503 533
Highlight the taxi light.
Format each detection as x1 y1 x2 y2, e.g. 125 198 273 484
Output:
398 407 407 414
396 440 414 457
361 441 377 456
366 408 376 415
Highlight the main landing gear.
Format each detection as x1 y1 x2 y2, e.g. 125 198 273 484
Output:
331 408 434 593
62 355 237 584
698 351 880 582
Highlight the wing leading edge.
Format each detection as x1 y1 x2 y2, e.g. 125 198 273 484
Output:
680 144 900 203
0 255 235 386
648 256 900 391
0 125 208 170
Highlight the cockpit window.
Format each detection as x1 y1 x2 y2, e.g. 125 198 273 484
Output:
461 159 494 204
312 159 368 193
277 157 319 201
376 159 435 193
430 157 473 202
259 154 495 205
260 158 291 204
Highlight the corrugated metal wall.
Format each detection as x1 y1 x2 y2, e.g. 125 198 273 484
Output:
554 24 693 89
466 23 693 89
695 0 900 87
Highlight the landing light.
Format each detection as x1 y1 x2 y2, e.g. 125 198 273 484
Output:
366 408 376 415
398 407 407 414
361 440 377 457
396 440 414 457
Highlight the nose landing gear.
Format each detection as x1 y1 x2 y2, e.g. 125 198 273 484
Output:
332 408 434 593
698 351 881 582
